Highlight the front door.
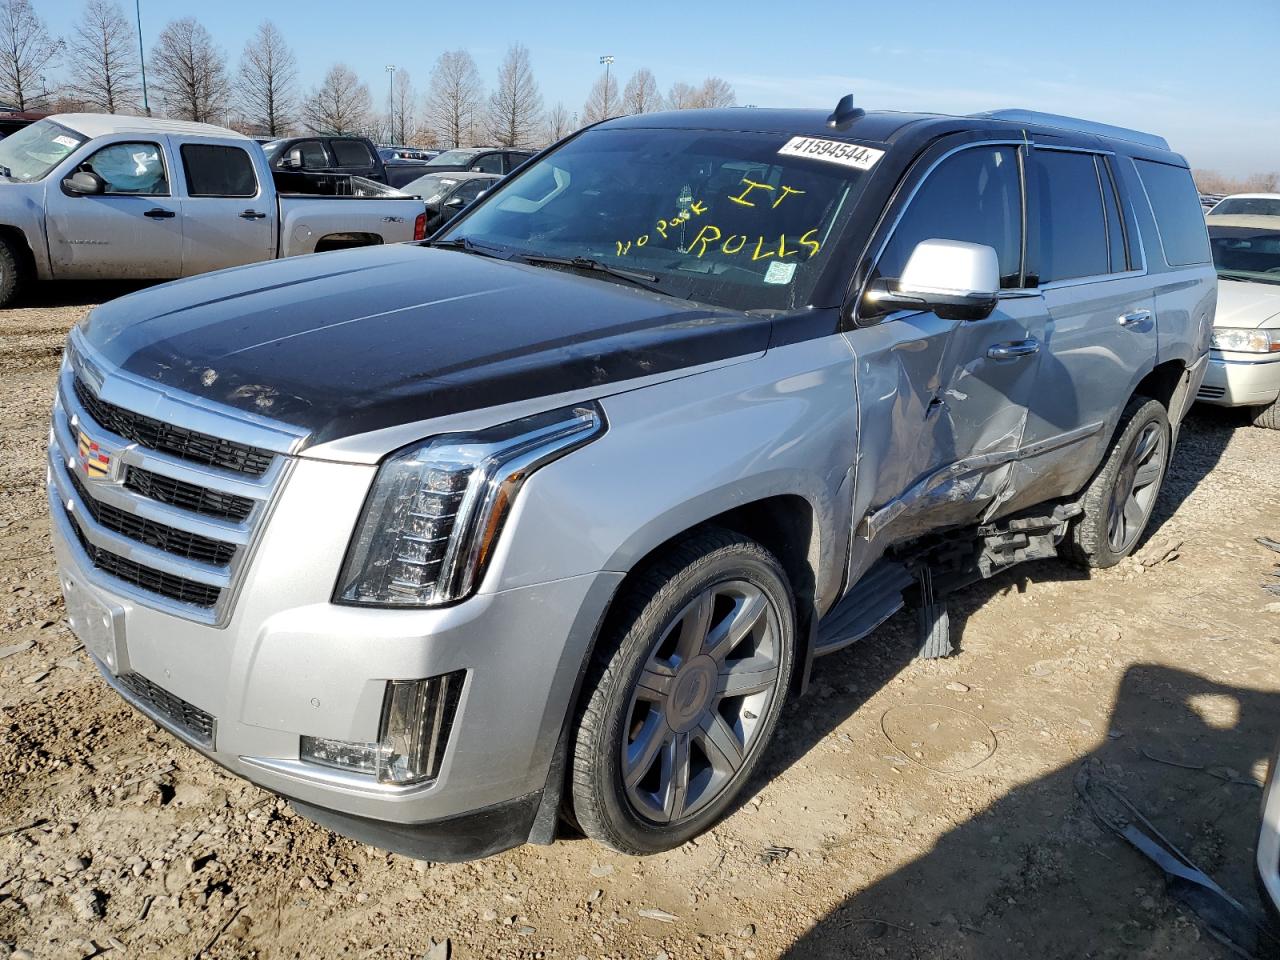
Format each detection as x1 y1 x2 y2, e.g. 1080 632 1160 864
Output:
846 141 1048 576
45 139 183 279
177 141 275 276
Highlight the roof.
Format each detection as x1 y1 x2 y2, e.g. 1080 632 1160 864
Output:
600 105 1179 159
1215 193 1280 201
49 113 247 141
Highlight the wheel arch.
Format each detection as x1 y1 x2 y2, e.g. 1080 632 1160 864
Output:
0 223 38 278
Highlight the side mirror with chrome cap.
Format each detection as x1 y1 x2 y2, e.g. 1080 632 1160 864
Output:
866 238 1001 322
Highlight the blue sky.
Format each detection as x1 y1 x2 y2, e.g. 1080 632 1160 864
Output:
36 0 1279 174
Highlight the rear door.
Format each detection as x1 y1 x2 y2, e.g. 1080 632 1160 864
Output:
848 140 1048 561
1002 146 1158 511
44 137 183 279
176 140 275 275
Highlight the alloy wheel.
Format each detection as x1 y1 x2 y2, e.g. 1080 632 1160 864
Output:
1106 420 1167 553
621 580 782 824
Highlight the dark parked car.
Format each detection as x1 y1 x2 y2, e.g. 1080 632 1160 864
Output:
421 146 534 174
262 135 387 183
400 170 501 232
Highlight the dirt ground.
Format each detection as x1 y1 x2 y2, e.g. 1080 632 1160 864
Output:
2 286 1279 960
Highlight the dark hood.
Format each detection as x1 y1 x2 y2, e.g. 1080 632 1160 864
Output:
80 245 772 447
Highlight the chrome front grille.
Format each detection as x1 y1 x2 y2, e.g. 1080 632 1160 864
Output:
48 333 307 625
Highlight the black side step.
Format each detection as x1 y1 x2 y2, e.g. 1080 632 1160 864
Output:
814 560 914 656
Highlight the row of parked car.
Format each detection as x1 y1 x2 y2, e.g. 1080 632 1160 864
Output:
0 115 511 306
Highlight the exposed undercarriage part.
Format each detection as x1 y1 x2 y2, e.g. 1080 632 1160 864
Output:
817 502 1083 661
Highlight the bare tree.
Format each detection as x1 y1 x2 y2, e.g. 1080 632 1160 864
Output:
66 0 139 113
425 49 483 148
300 63 371 135
622 68 662 115
150 17 230 123
388 69 415 144
1193 168 1280 195
666 81 698 110
544 101 571 143
0 0 62 111
581 71 618 125
695 76 736 108
486 43 542 148
236 20 296 137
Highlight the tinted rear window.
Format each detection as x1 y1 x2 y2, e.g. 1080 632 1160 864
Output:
1134 159 1211 266
1031 150 1109 282
181 144 258 197
1211 197 1280 218
331 140 373 167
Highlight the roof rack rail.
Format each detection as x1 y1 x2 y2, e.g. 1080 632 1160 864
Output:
971 109 1170 151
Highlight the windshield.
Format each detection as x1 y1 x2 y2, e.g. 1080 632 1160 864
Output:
403 173 461 202
1210 197 1280 218
1210 224 1280 285
0 119 87 182
441 127 875 312
427 149 481 167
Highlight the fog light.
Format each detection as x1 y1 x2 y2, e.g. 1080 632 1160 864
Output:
299 671 464 785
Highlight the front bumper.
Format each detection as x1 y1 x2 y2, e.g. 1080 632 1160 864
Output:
1196 352 1280 408
50 476 622 859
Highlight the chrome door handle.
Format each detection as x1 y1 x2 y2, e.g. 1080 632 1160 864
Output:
239 209 267 220
1118 309 1152 327
986 339 1041 360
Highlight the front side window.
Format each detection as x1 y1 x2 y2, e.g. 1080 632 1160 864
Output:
181 144 258 198
1030 150 1110 283
332 139 374 167
451 178 490 204
473 152 503 174
442 127 878 312
874 145 1024 293
81 141 169 195
0 119 87 182
1135 159 1212 267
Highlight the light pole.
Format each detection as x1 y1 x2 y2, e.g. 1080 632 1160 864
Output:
135 0 149 115
598 55 614 119
385 64 396 143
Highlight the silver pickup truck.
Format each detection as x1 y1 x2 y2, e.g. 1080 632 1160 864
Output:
49 101 1215 861
0 114 428 306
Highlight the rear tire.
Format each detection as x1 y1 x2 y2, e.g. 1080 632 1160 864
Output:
570 529 795 855
1251 398 1280 430
1063 396 1170 569
0 236 29 308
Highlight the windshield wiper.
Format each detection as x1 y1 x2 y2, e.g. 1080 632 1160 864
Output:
515 254 662 292
428 235 508 259
1218 270 1280 286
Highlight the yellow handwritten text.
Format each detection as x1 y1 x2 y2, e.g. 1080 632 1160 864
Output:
688 225 822 261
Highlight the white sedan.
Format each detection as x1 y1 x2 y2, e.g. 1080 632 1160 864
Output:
1198 205 1280 428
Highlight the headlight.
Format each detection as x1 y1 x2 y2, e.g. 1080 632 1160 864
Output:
1211 327 1280 354
336 403 605 607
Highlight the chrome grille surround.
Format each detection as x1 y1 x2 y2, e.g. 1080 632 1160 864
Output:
48 330 308 626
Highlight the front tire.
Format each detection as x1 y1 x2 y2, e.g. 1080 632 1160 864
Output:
1063 396 1170 569
0 236 30 309
570 529 795 854
1251 397 1280 431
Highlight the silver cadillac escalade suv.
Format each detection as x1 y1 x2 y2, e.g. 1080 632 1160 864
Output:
48 101 1215 859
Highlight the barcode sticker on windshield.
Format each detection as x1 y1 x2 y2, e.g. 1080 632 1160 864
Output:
778 137 883 170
